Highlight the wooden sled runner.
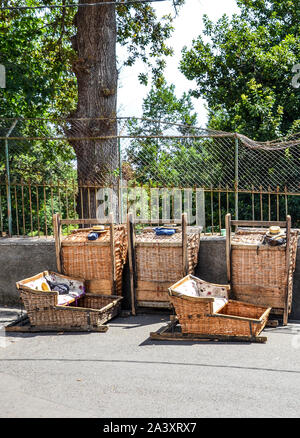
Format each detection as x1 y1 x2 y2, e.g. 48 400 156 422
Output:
5 314 109 333
150 317 268 343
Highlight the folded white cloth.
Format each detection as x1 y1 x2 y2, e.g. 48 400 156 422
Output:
175 279 228 299
212 298 228 313
175 280 199 297
26 273 86 306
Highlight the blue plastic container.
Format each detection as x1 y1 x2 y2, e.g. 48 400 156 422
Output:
154 227 176 236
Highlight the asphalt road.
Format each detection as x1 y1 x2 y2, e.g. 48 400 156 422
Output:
0 311 300 418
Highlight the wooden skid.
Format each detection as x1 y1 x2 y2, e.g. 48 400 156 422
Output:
5 316 108 333
266 319 279 327
150 320 267 343
137 300 171 309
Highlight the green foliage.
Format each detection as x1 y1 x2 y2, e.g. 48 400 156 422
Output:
0 1 186 233
180 0 300 140
116 2 179 84
0 1 78 184
0 1 185 183
125 78 205 186
0 2 77 118
1 1 183 120
179 0 300 223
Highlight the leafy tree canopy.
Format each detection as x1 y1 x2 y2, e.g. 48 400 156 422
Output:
180 0 300 140
0 0 184 182
0 0 183 118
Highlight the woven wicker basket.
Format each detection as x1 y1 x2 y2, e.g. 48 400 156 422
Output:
133 222 201 307
169 275 271 336
226 216 299 320
54 214 127 296
16 271 122 329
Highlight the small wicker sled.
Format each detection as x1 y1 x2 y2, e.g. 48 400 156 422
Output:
166 275 271 341
16 271 122 332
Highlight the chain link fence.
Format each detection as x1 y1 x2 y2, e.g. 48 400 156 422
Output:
0 116 300 236
237 133 300 193
1 117 300 190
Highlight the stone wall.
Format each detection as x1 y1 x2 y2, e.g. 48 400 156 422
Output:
1 236 300 320
0 238 57 306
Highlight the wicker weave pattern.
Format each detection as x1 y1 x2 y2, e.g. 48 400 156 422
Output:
169 295 270 336
232 249 286 286
137 246 182 282
20 289 57 311
135 232 200 302
61 226 127 295
231 230 298 312
26 306 90 328
62 246 112 279
187 234 200 274
19 289 122 328
136 233 200 283
76 295 121 325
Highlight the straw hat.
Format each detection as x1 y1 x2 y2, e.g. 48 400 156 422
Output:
265 226 286 243
92 225 104 230
266 226 281 237
92 225 106 232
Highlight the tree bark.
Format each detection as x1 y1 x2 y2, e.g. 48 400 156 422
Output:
69 0 119 220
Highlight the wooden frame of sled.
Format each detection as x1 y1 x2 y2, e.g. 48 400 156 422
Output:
150 317 268 343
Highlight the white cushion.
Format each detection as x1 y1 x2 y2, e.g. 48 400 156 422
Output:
173 279 229 313
26 273 85 306
174 279 229 299
45 273 85 306
175 280 199 297
212 298 228 313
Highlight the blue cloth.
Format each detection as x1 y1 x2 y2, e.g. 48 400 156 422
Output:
154 227 176 236
46 279 70 295
87 232 99 240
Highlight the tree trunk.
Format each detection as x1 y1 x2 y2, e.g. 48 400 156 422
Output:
69 0 119 220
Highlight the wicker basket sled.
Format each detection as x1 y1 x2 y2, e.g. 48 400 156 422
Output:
225 214 299 325
127 213 201 312
16 271 123 331
164 275 271 341
54 213 127 296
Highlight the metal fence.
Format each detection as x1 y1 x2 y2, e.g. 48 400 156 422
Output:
1 117 300 236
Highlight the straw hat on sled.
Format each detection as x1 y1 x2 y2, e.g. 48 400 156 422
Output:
266 226 285 240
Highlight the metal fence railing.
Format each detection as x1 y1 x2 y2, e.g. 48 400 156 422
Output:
1 117 300 236
0 180 299 237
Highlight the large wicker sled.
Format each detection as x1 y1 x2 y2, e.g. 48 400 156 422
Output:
165 275 271 341
53 213 127 296
225 214 299 325
127 212 201 313
16 271 122 332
